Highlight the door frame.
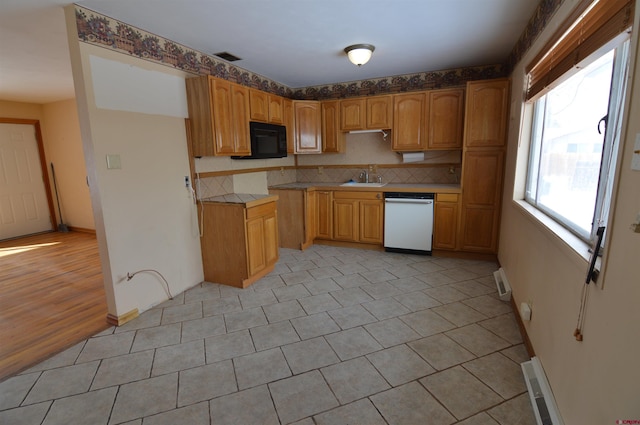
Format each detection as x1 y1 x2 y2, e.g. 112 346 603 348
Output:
0 117 57 234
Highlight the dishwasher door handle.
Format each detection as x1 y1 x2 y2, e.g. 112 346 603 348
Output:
385 198 433 205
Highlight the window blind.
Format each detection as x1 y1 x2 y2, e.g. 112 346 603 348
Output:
526 0 634 101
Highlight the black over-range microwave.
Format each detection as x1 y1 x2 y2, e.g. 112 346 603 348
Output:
232 121 287 159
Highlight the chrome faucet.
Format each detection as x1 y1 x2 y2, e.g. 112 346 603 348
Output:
359 169 369 183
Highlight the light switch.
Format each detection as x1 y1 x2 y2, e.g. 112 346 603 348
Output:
632 133 640 171
106 154 121 169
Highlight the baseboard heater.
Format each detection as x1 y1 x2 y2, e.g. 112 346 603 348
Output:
493 267 512 301
521 357 564 425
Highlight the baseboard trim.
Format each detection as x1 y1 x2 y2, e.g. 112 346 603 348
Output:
106 309 139 327
510 296 536 357
68 226 96 235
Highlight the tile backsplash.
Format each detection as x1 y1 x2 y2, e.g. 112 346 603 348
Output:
196 166 459 198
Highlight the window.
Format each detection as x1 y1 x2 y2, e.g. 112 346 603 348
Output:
525 43 629 242
523 0 633 244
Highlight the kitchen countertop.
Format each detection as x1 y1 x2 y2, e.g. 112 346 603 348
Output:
269 182 461 193
202 193 278 208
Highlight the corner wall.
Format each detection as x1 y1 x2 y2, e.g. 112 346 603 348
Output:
499 0 640 423
65 7 203 317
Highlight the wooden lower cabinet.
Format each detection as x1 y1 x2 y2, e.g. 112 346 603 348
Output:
459 149 504 253
268 188 315 250
433 193 459 250
200 199 278 288
316 191 333 240
332 191 383 245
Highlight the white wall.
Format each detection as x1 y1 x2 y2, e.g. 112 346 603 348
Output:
0 99 94 232
42 99 94 230
499 0 640 423
65 7 203 316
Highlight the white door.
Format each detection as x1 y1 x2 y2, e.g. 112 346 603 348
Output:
0 123 52 240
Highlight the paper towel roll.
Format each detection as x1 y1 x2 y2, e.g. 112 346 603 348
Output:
400 152 425 163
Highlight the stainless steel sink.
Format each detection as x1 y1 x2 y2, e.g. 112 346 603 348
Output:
340 182 387 187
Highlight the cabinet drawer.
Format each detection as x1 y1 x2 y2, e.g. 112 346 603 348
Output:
246 202 276 219
436 193 459 203
334 191 382 200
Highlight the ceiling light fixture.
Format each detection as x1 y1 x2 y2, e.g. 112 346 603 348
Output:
344 44 375 66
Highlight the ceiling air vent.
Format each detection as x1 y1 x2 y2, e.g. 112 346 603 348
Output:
213 51 242 62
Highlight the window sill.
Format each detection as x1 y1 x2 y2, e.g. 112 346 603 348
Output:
512 200 593 264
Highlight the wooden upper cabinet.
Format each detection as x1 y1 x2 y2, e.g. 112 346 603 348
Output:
268 95 284 124
427 88 464 150
185 75 250 156
283 99 294 154
293 100 322 154
392 92 426 151
340 98 366 131
464 79 509 148
322 100 344 153
367 95 392 129
249 89 269 122
249 90 284 124
230 84 251 155
340 96 392 131
210 79 236 155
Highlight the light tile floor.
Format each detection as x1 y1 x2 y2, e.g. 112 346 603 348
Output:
0 245 537 425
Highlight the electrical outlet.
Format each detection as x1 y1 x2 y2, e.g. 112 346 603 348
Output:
184 176 190 188
280 167 285 176
318 166 323 174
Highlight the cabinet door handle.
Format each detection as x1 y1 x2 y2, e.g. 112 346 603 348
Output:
376 194 381 199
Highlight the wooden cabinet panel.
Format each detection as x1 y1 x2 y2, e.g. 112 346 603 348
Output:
332 191 382 245
340 98 366 131
427 88 464 150
392 92 426 151
185 75 251 156
434 194 459 250
249 89 283 124
462 150 504 206
200 200 279 288
283 99 294 153
263 211 278 266
210 79 235 155
249 89 269 122
322 100 344 153
304 190 317 248
231 84 251 155
294 101 322 154
185 76 216 157
333 199 359 241
460 145 505 253
268 189 304 249
246 216 266 276
464 79 509 148
360 200 383 244
459 207 497 252
316 191 333 239
269 96 284 124
340 96 392 131
367 96 392 129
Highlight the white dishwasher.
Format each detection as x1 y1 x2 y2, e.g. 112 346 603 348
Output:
384 192 434 254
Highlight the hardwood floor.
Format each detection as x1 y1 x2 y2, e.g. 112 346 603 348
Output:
0 231 108 381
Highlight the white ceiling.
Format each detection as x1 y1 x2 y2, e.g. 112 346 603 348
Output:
0 0 539 104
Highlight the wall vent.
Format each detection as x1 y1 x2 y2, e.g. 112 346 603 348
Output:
521 357 564 425
493 267 512 301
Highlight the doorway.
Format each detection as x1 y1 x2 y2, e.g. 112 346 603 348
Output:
0 119 56 240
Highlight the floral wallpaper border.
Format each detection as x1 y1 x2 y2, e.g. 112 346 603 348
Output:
74 2 561 100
